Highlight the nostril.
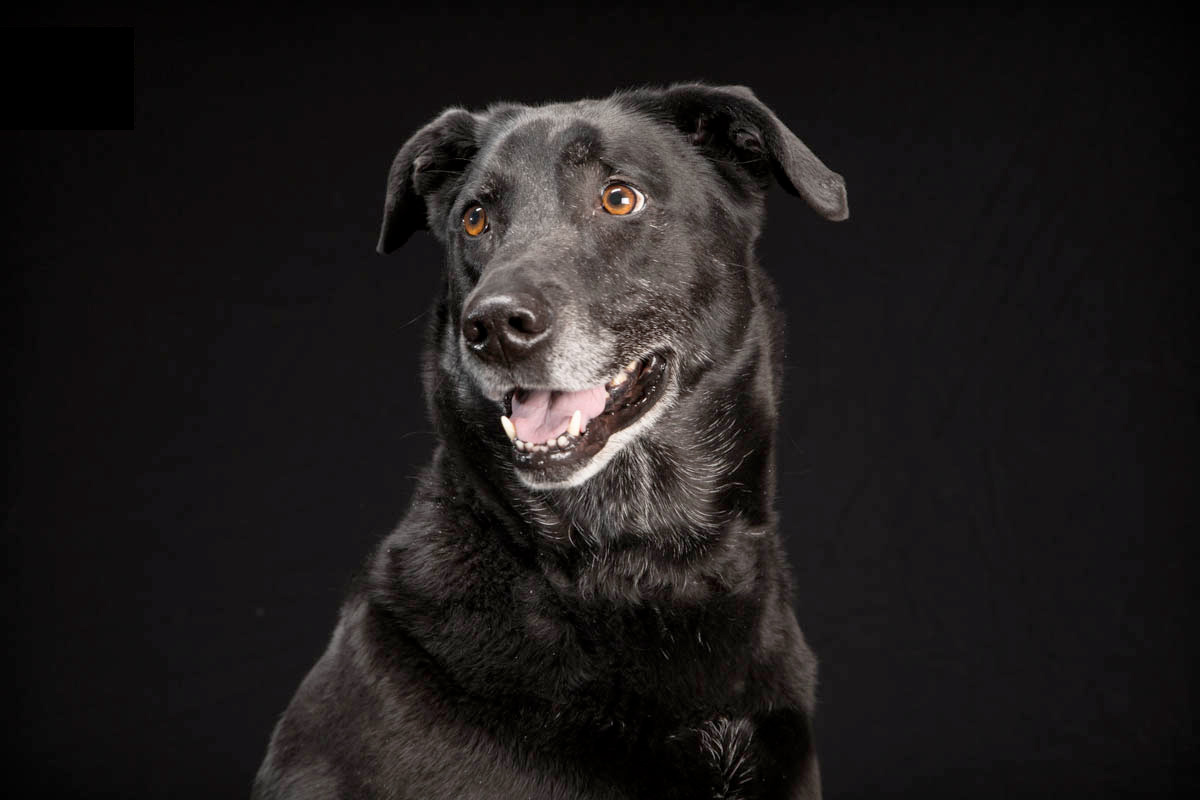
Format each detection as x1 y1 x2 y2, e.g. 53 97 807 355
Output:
508 312 540 336
465 319 489 345
462 317 488 346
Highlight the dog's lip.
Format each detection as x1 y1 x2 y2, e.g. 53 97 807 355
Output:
497 354 668 471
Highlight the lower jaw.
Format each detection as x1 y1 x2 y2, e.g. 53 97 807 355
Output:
512 455 603 488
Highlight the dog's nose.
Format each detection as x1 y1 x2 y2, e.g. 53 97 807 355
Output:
461 289 554 365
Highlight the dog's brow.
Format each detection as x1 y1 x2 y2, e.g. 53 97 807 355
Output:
476 177 501 200
553 121 604 166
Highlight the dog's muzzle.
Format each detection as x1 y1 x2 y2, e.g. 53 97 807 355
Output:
460 284 672 487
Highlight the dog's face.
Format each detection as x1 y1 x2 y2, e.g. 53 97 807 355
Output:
379 85 846 491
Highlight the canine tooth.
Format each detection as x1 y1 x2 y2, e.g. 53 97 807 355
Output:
568 410 582 437
624 359 640 372
609 371 627 387
557 435 570 448
499 415 516 442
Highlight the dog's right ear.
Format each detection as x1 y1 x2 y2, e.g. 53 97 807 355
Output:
377 108 482 254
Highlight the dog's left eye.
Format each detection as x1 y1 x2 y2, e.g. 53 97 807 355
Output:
600 182 645 216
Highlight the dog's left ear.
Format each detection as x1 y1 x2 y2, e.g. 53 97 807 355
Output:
625 84 848 221
377 108 483 254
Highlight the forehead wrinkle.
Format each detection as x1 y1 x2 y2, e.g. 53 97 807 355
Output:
467 113 548 189
493 117 552 160
474 116 569 214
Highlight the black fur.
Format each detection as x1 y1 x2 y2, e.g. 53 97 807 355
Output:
254 84 847 799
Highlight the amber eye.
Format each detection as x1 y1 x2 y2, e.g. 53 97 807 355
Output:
463 204 488 236
600 182 645 216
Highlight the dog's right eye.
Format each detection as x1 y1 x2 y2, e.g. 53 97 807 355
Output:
463 205 488 237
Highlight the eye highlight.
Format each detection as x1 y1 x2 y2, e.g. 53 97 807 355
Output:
600 182 645 216
463 204 488 236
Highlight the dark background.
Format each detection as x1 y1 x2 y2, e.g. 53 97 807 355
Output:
5 8 1195 799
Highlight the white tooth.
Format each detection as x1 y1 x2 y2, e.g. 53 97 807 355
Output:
499 415 516 441
515 440 525 451
568 410 582 437
609 371 627 387
536 444 548 453
624 359 640 372
557 435 570 448
546 438 557 448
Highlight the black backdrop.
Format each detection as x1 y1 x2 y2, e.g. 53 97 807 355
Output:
5 9 1196 799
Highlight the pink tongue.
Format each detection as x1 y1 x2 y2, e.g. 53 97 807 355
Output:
510 385 608 444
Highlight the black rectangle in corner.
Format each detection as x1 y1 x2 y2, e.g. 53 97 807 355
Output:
1 27 133 130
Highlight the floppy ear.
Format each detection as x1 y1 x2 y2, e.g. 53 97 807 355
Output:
377 108 482 254
624 84 848 221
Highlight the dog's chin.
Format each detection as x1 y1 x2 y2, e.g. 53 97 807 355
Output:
496 354 672 490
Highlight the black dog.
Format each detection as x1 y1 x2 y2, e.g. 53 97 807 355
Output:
254 84 847 799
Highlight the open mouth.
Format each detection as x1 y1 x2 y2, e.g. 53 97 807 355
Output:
499 353 668 476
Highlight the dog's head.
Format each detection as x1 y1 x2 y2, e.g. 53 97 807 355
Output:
378 84 846 495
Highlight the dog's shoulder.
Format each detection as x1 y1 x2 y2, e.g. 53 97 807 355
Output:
254 461 590 798
252 598 422 799
253 593 589 799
